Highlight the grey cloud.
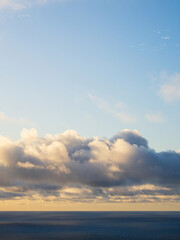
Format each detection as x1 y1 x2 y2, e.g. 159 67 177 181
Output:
0 190 25 199
110 129 148 147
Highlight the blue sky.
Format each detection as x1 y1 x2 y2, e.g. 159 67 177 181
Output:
1 0 180 211
0 0 180 151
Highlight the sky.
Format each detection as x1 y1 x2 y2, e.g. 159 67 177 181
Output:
0 0 180 211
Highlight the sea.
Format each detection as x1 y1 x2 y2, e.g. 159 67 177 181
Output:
0 211 180 240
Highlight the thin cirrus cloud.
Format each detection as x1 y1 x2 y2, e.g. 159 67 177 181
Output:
0 128 180 203
88 93 134 123
0 0 63 10
0 112 34 126
145 113 164 123
159 73 180 102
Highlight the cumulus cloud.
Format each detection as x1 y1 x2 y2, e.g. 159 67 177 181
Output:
0 0 63 10
0 128 180 203
159 73 180 102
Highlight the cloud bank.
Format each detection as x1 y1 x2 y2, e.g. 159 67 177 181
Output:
0 128 180 203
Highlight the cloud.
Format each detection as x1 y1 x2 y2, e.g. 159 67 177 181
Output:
0 112 34 126
110 129 148 147
161 36 170 40
145 113 164 123
159 73 180 102
0 0 25 10
88 93 134 123
153 30 161 35
0 128 180 203
0 0 63 10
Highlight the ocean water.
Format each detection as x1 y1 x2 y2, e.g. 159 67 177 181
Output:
0 211 180 240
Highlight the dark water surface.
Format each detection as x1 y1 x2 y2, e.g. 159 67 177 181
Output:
0 211 180 239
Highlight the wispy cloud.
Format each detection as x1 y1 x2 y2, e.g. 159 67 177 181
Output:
0 0 63 11
0 0 25 10
153 29 170 39
153 30 161 35
17 13 30 18
0 128 179 203
145 113 165 123
159 73 180 102
152 29 171 51
161 36 170 40
0 112 34 126
88 93 134 123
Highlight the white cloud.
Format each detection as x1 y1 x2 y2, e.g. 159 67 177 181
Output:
145 113 164 123
0 0 25 10
88 93 134 123
153 30 161 35
159 73 180 102
0 128 180 203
